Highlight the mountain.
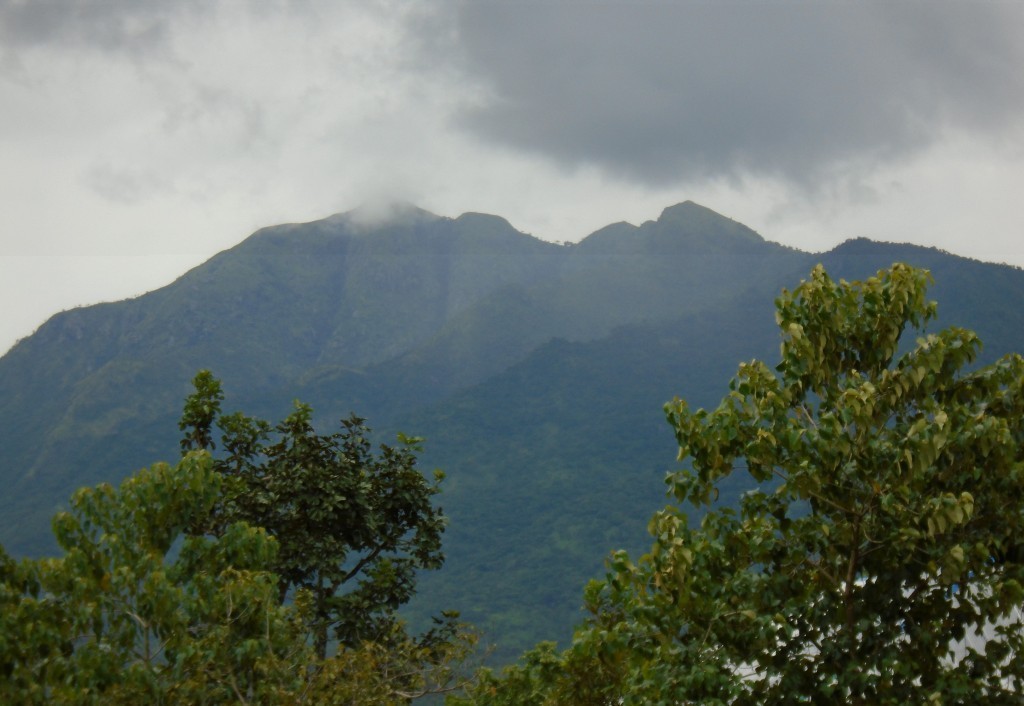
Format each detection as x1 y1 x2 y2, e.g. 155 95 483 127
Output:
2 202 1022 661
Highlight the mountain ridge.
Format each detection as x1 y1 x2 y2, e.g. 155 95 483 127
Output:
2 201 1022 662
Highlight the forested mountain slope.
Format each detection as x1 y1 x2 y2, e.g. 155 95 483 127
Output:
1 201 1021 660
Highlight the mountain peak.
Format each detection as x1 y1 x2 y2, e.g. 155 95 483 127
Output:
653 201 764 244
339 200 440 230
657 200 717 221
454 211 516 231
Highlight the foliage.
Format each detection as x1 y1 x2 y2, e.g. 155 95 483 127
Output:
0 452 477 704
180 371 448 658
302 614 478 705
448 640 623 706
459 263 1024 704
0 453 304 704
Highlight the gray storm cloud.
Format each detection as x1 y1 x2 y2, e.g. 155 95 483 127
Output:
11 0 1018 195
0 0 205 58
443 2 1024 189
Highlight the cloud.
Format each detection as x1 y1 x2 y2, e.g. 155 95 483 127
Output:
2 0 1022 358
0 0 204 60
441 2 1024 190
85 163 173 204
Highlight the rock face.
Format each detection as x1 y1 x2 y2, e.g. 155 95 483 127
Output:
2 202 1022 661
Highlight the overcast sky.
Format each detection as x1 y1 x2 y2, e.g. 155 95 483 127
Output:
2 1 1023 354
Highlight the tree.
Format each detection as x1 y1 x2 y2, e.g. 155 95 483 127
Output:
0 373 476 703
457 263 1024 704
179 373 448 659
0 452 306 704
0 452 477 704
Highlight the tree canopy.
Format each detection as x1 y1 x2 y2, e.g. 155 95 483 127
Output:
179 373 448 658
1 453 305 703
456 263 1024 705
1 395 473 704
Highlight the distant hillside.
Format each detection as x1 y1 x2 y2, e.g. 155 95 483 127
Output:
2 201 1022 661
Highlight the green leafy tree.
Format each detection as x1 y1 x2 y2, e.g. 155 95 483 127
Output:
0 452 306 704
456 263 1024 705
180 372 448 659
302 616 479 705
1 452 477 704
449 640 624 706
